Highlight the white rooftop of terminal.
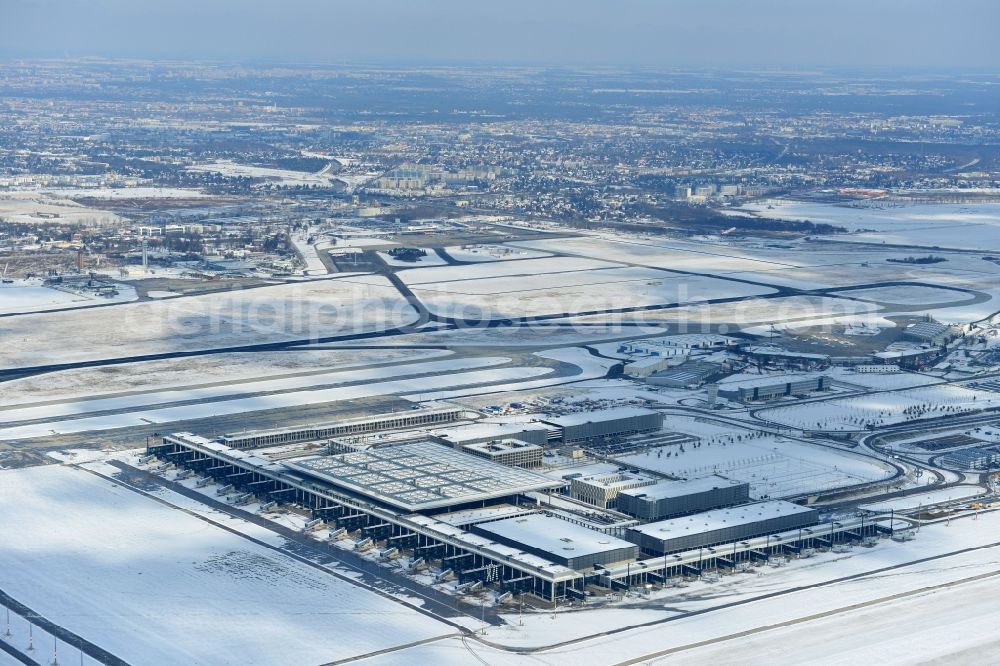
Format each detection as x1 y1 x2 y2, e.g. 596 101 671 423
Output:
716 372 827 389
628 500 815 540
474 513 637 560
617 475 745 501
463 439 541 455
286 441 563 512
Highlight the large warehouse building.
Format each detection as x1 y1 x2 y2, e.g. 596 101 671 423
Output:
569 472 657 509
471 513 639 570
717 374 828 403
541 407 663 445
430 421 551 448
626 500 819 555
617 476 750 521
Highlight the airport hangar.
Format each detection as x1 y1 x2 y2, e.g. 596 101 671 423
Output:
149 407 879 601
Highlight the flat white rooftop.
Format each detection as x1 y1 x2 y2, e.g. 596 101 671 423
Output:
286 441 563 512
629 500 816 540
618 475 745 501
474 513 637 559
431 420 548 443
464 439 541 455
716 373 826 389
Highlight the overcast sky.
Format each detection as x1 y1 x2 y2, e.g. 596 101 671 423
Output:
2 0 997 68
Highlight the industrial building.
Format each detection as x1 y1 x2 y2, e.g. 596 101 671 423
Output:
462 439 543 468
626 501 819 555
646 361 723 388
939 446 1000 470
617 476 750 521
219 406 464 449
540 407 663 445
743 349 830 369
569 472 657 509
430 421 550 448
619 333 733 354
716 374 828 403
623 356 674 378
872 347 943 370
471 514 639 570
903 321 956 346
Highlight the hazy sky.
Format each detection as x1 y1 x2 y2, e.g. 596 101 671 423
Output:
2 0 997 68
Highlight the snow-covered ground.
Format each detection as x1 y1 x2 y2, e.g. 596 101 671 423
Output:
0 282 87 311
0 364 553 439
407 266 774 319
0 276 415 369
832 284 974 306
0 190 121 225
613 417 889 499
759 384 1000 431
0 356 511 424
0 464 452 666
377 249 447 267
444 244 551 262
736 200 1000 251
398 256 619 285
402 346 615 403
44 186 211 199
187 161 342 188
0 348 451 405
0 279 137 314
860 485 987 512
288 229 330 275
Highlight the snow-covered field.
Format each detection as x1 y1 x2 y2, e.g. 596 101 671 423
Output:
0 464 452 666
758 384 1000 431
0 356 510 425
0 191 121 225
826 367 942 390
403 261 774 319
187 161 340 188
860 485 986 512
377 249 447 267
0 279 137 314
403 347 616 402
0 348 452 405
398 256 619 285
444 244 551 263
44 186 211 200
0 283 88 312
0 364 553 439
0 276 415 369
736 200 1000 251
288 230 329 275
833 284 974 306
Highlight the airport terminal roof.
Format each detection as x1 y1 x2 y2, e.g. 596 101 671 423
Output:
473 513 637 560
430 420 548 443
617 475 745 501
286 441 563 512
628 500 816 540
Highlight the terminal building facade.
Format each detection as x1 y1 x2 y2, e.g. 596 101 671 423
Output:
147 406 876 603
